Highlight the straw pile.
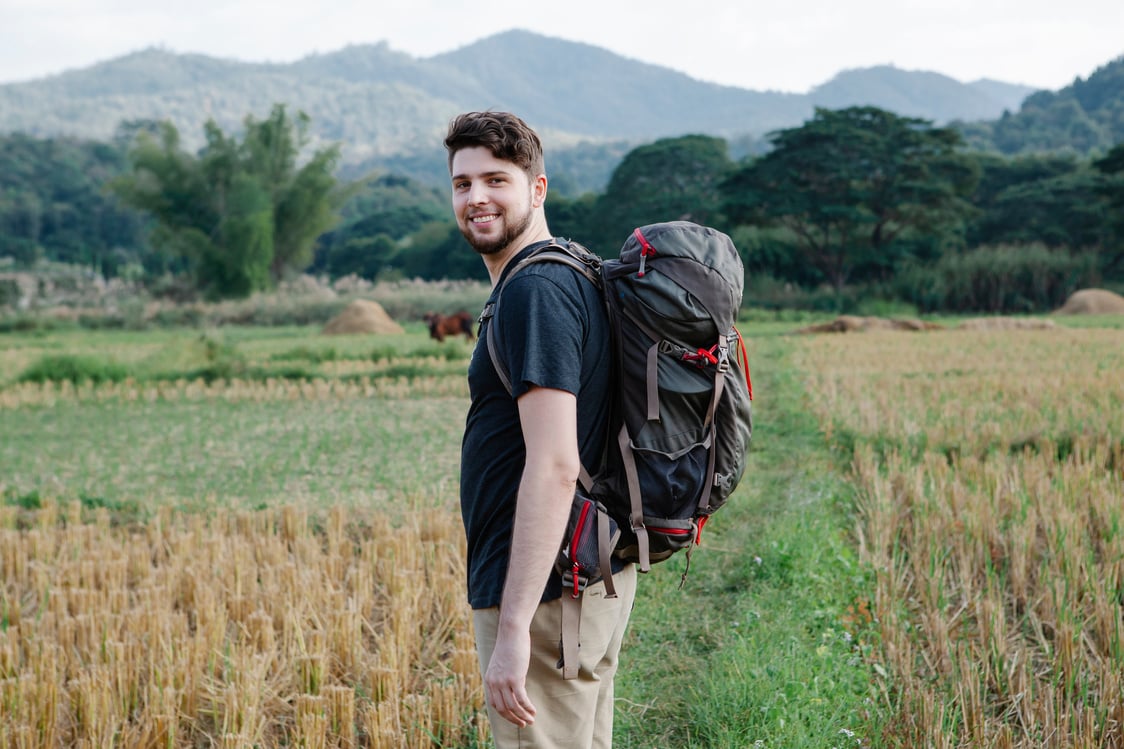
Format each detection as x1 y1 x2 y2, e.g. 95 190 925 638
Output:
1054 288 1124 315
322 300 404 335
794 315 944 334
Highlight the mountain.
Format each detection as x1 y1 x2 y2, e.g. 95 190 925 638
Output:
0 29 1046 178
809 66 1035 123
967 78 1038 112
957 55 1124 155
0 45 460 165
427 31 811 140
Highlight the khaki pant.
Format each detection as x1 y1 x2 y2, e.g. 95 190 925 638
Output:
473 564 638 749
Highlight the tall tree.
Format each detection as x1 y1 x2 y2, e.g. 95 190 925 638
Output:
311 172 448 279
0 133 148 272
723 107 979 291
968 153 1109 251
589 135 733 251
1093 142 1124 276
113 105 344 298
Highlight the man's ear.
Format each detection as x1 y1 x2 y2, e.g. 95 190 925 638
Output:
532 174 547 208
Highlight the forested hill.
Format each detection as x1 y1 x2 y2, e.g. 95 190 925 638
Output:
809 66 1033 123
958 55 1124 154
0 29 1037 170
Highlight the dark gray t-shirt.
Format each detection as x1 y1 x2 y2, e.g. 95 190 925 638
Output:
460 240 611 610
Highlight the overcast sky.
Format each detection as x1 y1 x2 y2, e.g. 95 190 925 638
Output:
1 0 1122 93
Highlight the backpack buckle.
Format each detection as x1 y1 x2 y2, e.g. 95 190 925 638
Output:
716 346 730 373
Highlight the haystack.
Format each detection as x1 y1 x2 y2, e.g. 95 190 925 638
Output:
956 317 1056 331
1054 288 1124 315
793 315 944 334
322 299 404 335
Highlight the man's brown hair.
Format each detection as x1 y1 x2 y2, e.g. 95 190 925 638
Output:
444 111 545 178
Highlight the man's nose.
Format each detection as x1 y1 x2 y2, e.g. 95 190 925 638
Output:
466 182 488 205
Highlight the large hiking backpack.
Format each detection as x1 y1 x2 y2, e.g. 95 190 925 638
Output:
483 221 753 677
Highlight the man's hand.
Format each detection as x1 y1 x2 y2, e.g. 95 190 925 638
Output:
484 627 536 726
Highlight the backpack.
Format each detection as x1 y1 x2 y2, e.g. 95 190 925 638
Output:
482 220 753 678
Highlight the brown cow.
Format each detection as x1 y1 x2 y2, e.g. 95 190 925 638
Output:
423 311 476 342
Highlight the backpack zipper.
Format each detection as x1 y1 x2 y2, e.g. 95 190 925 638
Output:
570 501 593 598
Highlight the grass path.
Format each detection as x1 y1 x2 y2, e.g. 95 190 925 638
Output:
614 332 881 748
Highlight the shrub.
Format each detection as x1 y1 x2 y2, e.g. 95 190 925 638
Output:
17 355 129 385
897 243 1099 313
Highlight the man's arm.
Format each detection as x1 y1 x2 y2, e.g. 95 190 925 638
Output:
484 385 579 727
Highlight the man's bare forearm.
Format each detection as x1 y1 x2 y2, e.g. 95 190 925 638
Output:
498 461 576 632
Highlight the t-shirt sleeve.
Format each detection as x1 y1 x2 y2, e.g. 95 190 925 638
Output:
495 270 586 400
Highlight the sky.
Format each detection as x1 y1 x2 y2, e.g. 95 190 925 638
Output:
1 0 1122 94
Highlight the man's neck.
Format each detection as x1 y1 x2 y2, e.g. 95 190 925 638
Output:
483 222 552 287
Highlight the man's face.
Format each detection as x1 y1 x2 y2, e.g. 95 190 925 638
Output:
450 146 539 256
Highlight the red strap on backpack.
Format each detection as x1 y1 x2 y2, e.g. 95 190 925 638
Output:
733 326 753 400
634 228 657 277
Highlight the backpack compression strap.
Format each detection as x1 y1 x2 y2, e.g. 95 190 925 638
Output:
610 328 731 571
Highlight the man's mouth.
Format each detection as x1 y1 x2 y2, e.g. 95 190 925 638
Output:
470 213 499 224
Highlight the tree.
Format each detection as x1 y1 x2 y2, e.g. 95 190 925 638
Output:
112 105 344 298
588 135 734 251
723 107 979 292
968 153 1109 251
324 233 398 280
396 221 488 281
311 173 448 279
1093 142 1124 276
0 132 149 273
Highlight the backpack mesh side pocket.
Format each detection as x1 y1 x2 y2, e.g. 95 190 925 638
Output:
556 491 620 598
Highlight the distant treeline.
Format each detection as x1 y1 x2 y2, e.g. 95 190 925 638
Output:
2 104 1123 314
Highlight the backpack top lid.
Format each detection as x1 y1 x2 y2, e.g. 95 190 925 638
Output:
608 221 744 344
614 221 743 324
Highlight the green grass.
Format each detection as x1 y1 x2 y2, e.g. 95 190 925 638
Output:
614 333 882 748
1 325 474 386
16 353 130 384
0 396 467 511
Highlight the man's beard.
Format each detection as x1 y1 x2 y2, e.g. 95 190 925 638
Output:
460 206 533 256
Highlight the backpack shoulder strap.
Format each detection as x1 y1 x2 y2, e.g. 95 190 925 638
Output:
482 239 602 395
481 239 603 495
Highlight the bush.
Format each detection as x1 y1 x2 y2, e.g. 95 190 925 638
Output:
18 355 129 385
897 243 1099 313
0 314 73 334
742 274 877 314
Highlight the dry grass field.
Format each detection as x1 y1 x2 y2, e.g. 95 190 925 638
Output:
798 326 1124 747
0 504 487 748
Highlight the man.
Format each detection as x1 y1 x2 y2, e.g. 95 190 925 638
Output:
446 111 637 748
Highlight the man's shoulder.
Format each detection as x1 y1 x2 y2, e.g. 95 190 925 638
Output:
502 254 597 299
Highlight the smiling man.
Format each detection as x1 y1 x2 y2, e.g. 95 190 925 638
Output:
445 111 637 748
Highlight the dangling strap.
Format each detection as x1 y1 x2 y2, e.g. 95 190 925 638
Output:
597 508 617 599
695 338 728 514
617 424 650 572
559 592 582 680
